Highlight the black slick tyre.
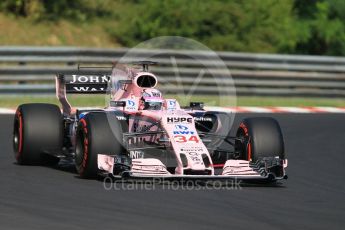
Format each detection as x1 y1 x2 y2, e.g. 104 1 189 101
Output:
13 103 63 165
75 112 124 179
235 117 284 161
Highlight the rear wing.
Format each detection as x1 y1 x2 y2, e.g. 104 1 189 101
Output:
56 74 111 115
55 62 149 115
56 74 111 94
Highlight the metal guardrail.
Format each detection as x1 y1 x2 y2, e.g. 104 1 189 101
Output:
1 46 345 97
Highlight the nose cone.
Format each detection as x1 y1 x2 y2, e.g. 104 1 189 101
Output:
186 152 206 170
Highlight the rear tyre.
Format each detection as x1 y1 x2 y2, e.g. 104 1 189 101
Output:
235 117 284 161
75 112 124 179
13 103 63 165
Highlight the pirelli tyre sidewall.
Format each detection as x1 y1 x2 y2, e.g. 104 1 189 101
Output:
13 103 63 165
75 112 124 179
236 117 285 161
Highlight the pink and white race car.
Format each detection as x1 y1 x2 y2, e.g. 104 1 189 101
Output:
13 61 287 183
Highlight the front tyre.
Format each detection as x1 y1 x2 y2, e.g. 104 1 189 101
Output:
75 112 124 179
235 117 285 161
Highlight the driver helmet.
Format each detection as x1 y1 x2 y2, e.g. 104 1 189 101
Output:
140 89 163 110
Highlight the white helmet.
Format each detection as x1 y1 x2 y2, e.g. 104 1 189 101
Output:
140 89 163 110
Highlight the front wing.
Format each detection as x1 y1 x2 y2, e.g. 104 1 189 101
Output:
98 154 288 182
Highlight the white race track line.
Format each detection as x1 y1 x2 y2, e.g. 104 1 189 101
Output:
205 106 345 113
0 108 16 114
1 107 345 114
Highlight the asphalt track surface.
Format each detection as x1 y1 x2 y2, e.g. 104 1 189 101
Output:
0 113 344 230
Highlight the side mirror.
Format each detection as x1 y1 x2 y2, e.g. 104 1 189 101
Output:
190 102 204 110
110 101 126 107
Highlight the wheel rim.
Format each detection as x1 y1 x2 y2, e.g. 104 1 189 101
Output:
75 132 84 166
236 123 252 161
13 111 23 160
13 124 19 151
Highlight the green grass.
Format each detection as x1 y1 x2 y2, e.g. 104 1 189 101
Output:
0 95 105 108
237 96 345 107
1 95 345 108
0 13 119 47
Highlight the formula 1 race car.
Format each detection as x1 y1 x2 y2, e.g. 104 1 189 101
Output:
13 61 287 182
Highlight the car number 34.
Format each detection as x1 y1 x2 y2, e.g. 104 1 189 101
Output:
173 135 199 143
